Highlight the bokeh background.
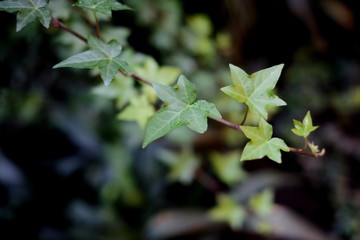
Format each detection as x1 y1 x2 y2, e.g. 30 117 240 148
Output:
1 0 360 239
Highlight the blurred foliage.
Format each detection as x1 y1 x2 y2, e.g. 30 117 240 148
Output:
1 0 360 240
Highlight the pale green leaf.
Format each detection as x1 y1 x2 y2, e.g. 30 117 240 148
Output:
92 74 135 108
249 189 274 216
142 75 222 148
208 194 245 229
221 64 286 119
210 151 246 186
0 0 51 31
74 0 132 16
54 36 130 85
159 149 199 184
291 111 319 138
240 118 289 163
135 57 181 103
117 94 155 128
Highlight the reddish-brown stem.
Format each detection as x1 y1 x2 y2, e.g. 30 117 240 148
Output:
51 17 88 43
93 13 101 39
240 106 249 125
131 73 153 86
288 147 325 157
209 116 242 132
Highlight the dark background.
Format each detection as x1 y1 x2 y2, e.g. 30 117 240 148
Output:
1 0 360 239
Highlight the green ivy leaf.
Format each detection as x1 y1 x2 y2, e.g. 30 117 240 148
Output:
135 57 181 103
74 0 131 16
142 75 222 148
117 94 155 128
210 151 246 186
0 0 51 31
240 118 289 163
208 194 245 229
54 35 130 86
221 64 286 119
291 111 319 138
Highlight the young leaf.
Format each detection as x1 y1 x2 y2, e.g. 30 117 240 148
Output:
208 194 245 229
291 111 319 138
221 64 286 119
142 75 222 148
0 0 51 31
240 118 289 163
117 94 155 128
74 0 131 16
54 35 130 86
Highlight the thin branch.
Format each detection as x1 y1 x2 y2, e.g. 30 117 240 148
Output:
240 106 249 125
209 116 242 132
131 73 153 86
288 147 325 157
51 17 88 43
93 12 101 39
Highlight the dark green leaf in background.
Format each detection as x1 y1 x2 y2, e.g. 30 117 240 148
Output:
54 35 130 86
74 0 131 16
0 0 51 31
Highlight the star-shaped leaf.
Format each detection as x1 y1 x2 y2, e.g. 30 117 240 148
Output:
240 118 289 163
54 35 130 86
291 111 319 138
142 75 222 148
0 0 51 31
74 0 131 16
221 64 286 119
117 94 155 128
208 194 245 229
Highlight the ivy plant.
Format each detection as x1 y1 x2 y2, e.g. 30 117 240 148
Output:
0 0 326 233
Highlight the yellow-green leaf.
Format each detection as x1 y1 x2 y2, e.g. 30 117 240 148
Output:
210 151 246 186
221 64 286 119
117 94 155 128
240 118 289 163
291 111 319 138
208 194 245 229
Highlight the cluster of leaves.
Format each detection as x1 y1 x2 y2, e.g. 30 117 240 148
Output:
0 0 324 234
